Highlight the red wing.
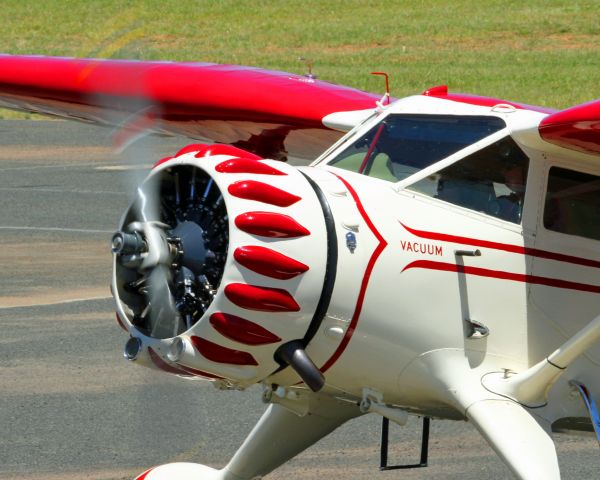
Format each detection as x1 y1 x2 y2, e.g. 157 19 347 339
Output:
0 54 381 160
539 100 600 156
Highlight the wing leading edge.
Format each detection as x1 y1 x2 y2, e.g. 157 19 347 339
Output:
0 54 381 159
539 99 600 156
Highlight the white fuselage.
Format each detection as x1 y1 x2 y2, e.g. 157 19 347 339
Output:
266 96 600 424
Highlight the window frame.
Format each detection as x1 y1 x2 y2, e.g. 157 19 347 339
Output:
540 162 600 243
319 111 511 189
393 127 510 192
312 109 385 167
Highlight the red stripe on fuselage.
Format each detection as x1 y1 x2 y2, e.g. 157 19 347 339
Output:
148 347 193 376
175 364 224 380
400 223 600 269
403 260 600 295
319 175 388 374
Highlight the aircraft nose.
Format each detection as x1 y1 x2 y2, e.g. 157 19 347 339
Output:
111 145 331 390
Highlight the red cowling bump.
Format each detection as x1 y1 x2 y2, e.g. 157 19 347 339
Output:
190 336 258 366
215 158 286 175
194 144 262 159
228 180 301 207
210 312 281 345
235 212 310 238
225 283 300 312
234 245 309 280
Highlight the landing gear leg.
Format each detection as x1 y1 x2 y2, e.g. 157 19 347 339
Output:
137 394 360 480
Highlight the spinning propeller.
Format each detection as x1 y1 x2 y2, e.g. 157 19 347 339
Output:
112 161 228 340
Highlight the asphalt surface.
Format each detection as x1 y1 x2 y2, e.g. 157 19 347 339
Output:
1 120 599 480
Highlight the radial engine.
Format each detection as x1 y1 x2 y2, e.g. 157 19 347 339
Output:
112 144 338 391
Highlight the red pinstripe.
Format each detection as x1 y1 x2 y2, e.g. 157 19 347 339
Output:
319 175 388 374
400 223 600 269
402 260 600 295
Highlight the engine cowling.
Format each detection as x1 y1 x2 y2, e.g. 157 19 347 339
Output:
112 144 332 389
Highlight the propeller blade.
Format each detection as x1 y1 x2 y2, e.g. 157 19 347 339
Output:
146 264 183 338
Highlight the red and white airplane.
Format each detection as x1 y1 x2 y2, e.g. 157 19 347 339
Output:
1 55 599 480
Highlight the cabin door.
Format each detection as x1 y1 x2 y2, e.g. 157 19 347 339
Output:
529 161 600 364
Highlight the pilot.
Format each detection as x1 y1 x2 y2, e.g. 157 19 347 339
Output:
497 163 526 223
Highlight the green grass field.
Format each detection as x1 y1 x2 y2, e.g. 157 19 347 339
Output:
1 0 599 118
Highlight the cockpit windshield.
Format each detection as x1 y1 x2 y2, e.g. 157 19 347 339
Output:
327 114 506 182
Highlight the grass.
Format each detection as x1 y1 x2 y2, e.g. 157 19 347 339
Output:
1 0 599 118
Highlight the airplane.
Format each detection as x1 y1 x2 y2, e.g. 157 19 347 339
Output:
0 54 599 480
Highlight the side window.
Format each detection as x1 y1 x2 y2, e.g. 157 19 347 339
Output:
328 115 506 183
408 136 529 224
543 167 600 242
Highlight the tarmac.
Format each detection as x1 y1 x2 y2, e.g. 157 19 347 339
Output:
1 120 598 480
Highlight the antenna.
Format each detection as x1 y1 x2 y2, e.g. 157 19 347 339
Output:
298 57 316 81
371 71 391 106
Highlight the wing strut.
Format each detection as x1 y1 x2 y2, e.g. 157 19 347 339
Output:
466 399 560 480
134 394 360 480
571 381 600 448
